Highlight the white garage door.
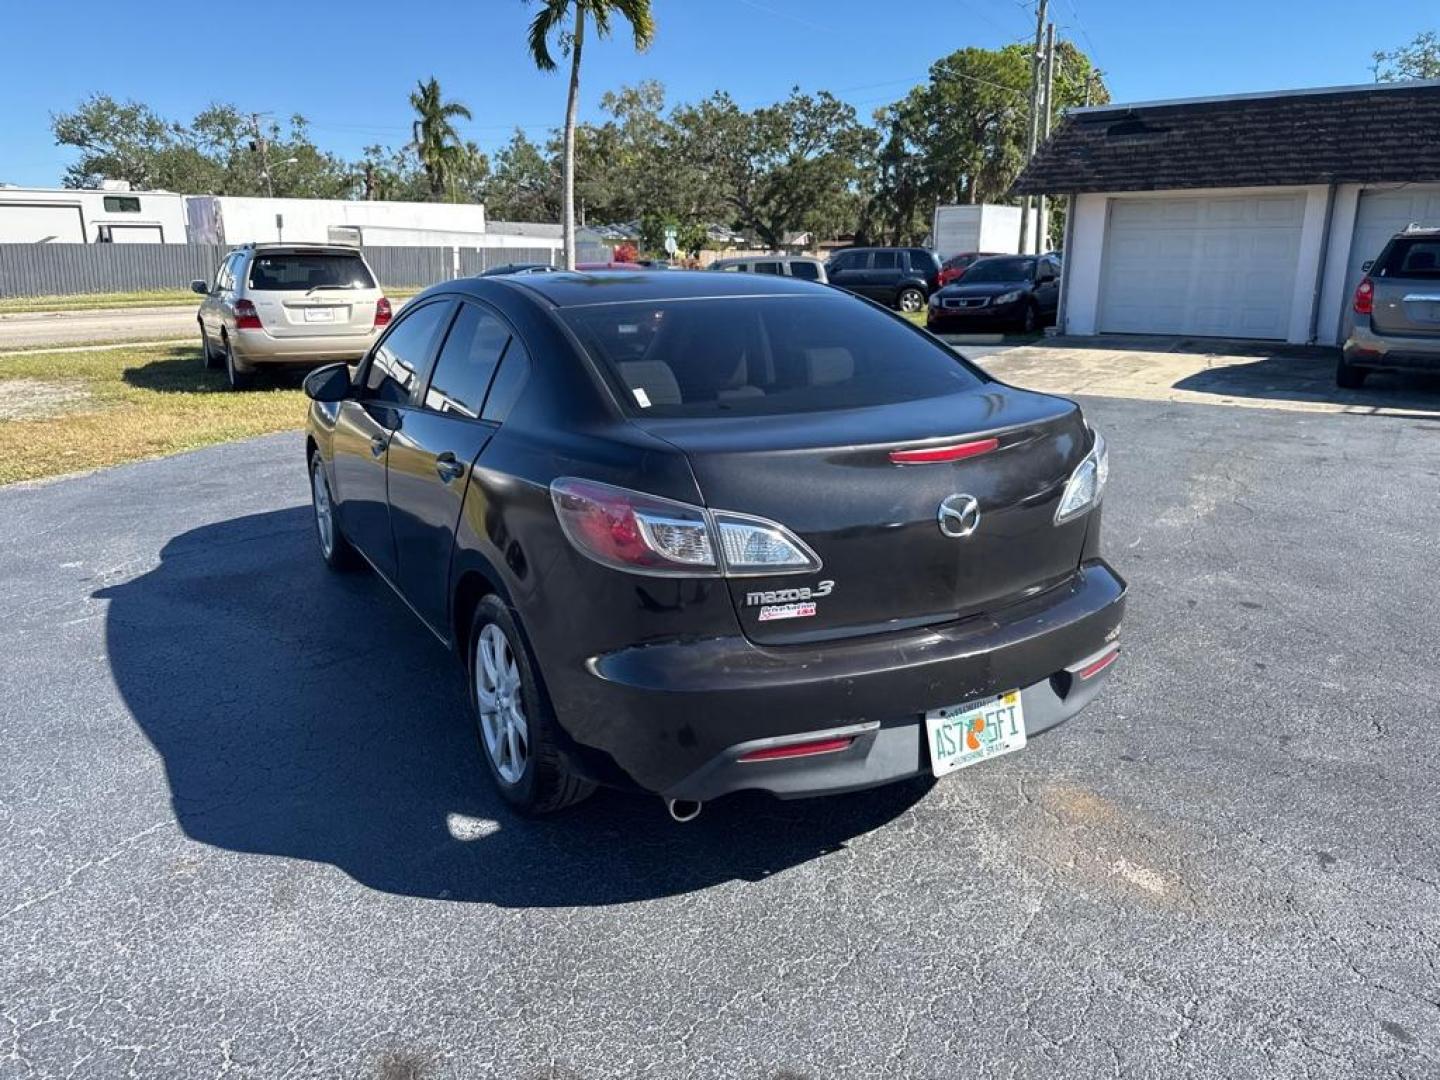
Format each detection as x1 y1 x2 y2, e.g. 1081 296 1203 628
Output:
1342 185 1440 320
1099 194 1306 339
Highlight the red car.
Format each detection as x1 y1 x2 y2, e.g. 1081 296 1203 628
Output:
937 252 1005 288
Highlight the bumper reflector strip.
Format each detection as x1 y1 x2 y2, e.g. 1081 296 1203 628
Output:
889 437 1000 464
738 736 855 763
1076 647 1120 680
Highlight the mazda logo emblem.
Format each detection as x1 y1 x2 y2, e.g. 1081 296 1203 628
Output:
937 494 981 539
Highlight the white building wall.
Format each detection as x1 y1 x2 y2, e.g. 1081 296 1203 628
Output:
1061 185 1341 345
204 196 488 246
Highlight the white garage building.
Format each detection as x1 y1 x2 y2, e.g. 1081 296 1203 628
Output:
1013 80 1440 346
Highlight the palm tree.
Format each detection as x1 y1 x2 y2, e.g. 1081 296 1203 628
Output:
409 77 473 201
526 0 655 268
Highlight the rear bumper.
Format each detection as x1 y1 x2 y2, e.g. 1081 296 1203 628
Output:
231 328 375 366
564 559 1126 797
1344 323 1440 371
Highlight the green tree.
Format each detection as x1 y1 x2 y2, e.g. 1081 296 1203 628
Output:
525 0 656 268
409 77 475 201
484 129 561 222
1373 30 1440 81
860 41 1106 246
52 95 353 196
673 89 873 250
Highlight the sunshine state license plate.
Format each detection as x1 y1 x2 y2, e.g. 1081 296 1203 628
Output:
925 691 1026 778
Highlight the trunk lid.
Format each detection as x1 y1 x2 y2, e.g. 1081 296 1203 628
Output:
1370 279 1440 338
637 386 1092 645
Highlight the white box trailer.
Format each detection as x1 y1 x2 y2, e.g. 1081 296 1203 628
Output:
0 186 188 243
931 204 1043 260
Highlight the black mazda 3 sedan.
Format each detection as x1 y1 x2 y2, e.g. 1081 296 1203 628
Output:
303 270 1125 817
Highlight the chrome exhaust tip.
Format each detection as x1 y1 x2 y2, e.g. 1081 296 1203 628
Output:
666 798 703 823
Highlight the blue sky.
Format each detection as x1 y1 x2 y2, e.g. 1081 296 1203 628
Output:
0 0 1433 188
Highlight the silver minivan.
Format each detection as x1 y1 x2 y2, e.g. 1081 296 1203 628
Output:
1342 226 1440 388
193 243 389 390
709 255 828 284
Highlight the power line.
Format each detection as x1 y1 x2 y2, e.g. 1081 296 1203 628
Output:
1061 0 1103 67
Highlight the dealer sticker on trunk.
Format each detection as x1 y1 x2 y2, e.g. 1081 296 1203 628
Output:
757 601 817 622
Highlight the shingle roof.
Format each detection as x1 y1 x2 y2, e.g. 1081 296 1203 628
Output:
1012 80 1440 196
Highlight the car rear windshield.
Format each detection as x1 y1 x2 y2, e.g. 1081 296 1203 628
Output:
961 257 1034 284
1375 238 1440 280
560 295 986 418
247 253 376 291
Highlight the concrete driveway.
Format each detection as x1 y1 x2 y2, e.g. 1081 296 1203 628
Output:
1 398 1438 1077
968 334 1440 418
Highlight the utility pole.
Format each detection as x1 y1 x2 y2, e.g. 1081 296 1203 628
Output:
250 113 275 199
1018 0 1049 255
1038 22 1057 253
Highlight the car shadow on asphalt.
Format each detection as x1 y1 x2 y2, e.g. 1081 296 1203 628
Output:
95 507 926 907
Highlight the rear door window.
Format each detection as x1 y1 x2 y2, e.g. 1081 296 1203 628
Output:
363 300 454 405
248 252 376 291
872 251 899 271
1376 238 1440 279
753 262 783 275
562 295 984 418
423 303 510 419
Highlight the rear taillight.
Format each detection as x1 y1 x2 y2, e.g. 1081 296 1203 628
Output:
1055 428 1109 524
550 478 820 578
234 299 262 330
1353 278 1374 316
374 296 392 327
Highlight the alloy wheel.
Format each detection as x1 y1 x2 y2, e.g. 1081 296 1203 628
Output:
310 461 335 559
899 289 925 313
475 623 529 785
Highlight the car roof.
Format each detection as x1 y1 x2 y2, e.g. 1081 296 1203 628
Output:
487 268 825 307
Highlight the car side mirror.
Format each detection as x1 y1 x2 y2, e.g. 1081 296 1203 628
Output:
1362 260 1375 273
303 362 354 403
190 279 210 295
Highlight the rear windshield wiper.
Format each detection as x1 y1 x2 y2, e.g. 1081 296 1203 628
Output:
305 284 356 295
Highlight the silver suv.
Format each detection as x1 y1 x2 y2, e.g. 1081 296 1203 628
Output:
1341 226 1440 388
709 255 828 283
192 243 390 390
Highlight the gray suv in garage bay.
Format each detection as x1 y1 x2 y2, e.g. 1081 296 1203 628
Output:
1341 227 1440 388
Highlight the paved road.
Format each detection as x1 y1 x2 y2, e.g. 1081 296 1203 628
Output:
2 399 1437 1078
0 305 198 350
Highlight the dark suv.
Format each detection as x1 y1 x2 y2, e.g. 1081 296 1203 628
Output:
825 247 942 312
1342 227 1440 388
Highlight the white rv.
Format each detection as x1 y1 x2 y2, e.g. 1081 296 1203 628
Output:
0 184 188 244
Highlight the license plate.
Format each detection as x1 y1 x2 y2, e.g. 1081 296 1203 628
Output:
304 308 335 323
924 691 1026 778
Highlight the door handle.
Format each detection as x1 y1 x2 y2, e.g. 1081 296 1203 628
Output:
370 434 389 458
434 452 465 483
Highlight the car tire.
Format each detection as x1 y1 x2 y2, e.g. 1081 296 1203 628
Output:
1336 355 1368 389
199 322 222 370
1020 302 1039 335
309 454 362 572
467 596 594 815
897 286 926 313
223 334 254 391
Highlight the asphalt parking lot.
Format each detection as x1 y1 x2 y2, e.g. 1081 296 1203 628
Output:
2 391 1438 1078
